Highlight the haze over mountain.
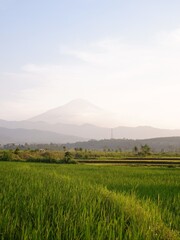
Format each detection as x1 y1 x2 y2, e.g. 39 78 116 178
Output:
0 127 83 145
1 1 180 131
29 99 117 127
0 99 180 144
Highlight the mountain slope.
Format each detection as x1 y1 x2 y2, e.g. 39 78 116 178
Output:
0 120 109 139
114 126 180 139
1 99 180 140
28 99 115 126
1 119 180 140
0 127 84 144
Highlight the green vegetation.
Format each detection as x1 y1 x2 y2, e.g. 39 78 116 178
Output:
1 148 180 164
0 162 179 239
0 149 75 163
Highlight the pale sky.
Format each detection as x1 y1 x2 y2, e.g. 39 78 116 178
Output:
1 0 180 128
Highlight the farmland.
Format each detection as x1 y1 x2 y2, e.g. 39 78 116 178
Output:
0 162 179 239
1 148 180 165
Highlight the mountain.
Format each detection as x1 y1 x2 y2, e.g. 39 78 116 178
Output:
1 119 180 140
113 126 180 139
1 99 180 141
0 120 110 139
0 127 84 144
29 99 113 126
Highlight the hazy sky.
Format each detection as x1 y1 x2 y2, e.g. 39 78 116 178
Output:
1 0 180 128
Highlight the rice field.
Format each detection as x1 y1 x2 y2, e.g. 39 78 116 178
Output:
0 162 179 239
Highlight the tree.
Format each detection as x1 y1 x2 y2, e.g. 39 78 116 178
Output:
133 146 139 155
2 151 12 161
64 151 72 163
140 144 151 156
14 147 20 155
63 146 66 151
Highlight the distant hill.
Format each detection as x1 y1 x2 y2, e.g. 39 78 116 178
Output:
64 137 180 152
0 119 110 139
0 127 84 144
1 124 180 152
1 119 180 140
113 126 180 139
1 99 180 141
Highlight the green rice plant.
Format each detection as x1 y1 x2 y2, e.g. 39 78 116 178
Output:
0 162 179 239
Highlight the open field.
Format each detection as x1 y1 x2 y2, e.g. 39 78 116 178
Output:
78 159 180 166
0 162 180 239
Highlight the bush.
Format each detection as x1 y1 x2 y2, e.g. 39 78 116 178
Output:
63 151 72 163
1 151 12 161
